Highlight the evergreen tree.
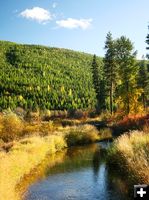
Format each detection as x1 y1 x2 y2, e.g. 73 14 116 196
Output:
115 36 140 114
103 32 118 114
91 55 106 112
146 25 149 59
137 57 149 110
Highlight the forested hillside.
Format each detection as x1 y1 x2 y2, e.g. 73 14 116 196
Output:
0 41 103 111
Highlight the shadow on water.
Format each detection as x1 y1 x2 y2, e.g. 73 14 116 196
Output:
22 142 132 200
92 148 101 183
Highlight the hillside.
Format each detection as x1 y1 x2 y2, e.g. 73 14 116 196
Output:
0 41 103 111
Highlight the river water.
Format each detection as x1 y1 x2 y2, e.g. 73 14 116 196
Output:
24 142 132 200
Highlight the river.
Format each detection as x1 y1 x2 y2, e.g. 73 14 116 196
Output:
23 142 132 200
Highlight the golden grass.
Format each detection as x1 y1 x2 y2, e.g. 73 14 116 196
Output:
64 124 99 146
16 150 66 197
108 131 149 183
0 135 66 200
99 128 112 140
0 113 24 142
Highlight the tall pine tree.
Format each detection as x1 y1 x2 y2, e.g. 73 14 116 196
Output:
91 55 105 112
137 57 149 110
146 25 149 59
103 32 118 114
115 36 140 114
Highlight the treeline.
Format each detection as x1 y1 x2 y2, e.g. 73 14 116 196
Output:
0 41 103 111
92 31 149 115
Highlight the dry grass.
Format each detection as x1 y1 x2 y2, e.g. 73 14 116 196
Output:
99 128 112 140
108 131 149 183
0 135 66 200
0 113 24 142
0 112 59 142
64 124 99 146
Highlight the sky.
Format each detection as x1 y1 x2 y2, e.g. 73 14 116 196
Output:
0 0 149 59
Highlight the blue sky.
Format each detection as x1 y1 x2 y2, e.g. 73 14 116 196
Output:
0 0 148 58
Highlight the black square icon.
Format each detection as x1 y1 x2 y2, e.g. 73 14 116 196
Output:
134 185 149 199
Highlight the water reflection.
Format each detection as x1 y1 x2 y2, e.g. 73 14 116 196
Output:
92 149 100 182
23 143 131 200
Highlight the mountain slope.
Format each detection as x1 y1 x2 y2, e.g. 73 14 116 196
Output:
0 41 103 110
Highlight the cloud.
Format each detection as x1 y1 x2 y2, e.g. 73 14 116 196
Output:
56 18 93 30
52 2 58 8
20 7 53 24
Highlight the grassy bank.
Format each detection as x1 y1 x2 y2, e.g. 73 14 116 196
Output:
0 135 66 200
0 112 106 200
107 131 149 184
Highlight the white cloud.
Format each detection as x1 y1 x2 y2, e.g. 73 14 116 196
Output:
56 18 93 30
20 7 53 24
52 2 58 8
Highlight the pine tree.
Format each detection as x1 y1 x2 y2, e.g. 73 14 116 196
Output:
146 25 149 59
137 57 149 110
91 55 105 112
103 32 118 114
115 36 140 114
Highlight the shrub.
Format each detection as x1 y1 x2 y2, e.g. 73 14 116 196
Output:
49 110 68 119
107 131 149 183
65 125 99 146
14 107 26 118
68 109 88 119
100 111 111 121
22 123 40 136
0 113 24 142
25 111 40 123
99 128 112 140
39 121 54 135
112 114 149 135
41 109 51 121
89 110 98 118
61 119 81 126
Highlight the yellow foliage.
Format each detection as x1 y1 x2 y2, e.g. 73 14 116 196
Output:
68 89 72 96
47 85 50 91
116 88 144 114
37 86 40 91
18 95 23 101
60 85 65 93
29 86 32 91
0 113 24 141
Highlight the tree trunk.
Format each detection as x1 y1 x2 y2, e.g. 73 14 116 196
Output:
126 81 130 114
142 93 146 110
110 82 113 115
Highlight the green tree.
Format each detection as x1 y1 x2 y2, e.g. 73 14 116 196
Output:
91 55 100 110
146 25 149 59
91 55 106 112
115 36 140 114
137 56 149 110
103 32 118 114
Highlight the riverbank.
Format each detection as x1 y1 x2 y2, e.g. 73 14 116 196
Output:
107 130 149 184
0 124 103 200
0 135 67 200
0 112 103 200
